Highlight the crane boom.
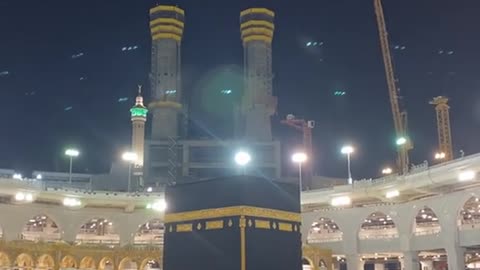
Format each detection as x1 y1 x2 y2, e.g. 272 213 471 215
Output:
374 0 411 173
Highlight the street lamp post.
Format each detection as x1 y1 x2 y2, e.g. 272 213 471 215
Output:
292 152 307 193
65 149 80 184
122 152 138 193
234 151 251 175
341 145 354 185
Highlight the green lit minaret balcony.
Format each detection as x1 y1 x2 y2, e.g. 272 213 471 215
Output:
130 107 148 118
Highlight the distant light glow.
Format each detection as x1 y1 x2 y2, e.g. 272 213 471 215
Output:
63 197 81 207
64 106 73 111
118 97 129 103
65 149 80 157
13 173 22 180
147 187 153 192
221 89 232 95
147 199 167 212
331 196 351 207
341 145 354 155
396 137 407 146
385 190 400 199
334 91 346 96
36 174 42 180
435 152 446 160
15 192 33 202
122 152 138 162
292 152 307 163
458 170 476 182
71 52 84 59
0 71 9 76
165 90 177 95
234 151 251 166
382 167 393 175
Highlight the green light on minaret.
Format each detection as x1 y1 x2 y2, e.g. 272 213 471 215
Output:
131 107 148 118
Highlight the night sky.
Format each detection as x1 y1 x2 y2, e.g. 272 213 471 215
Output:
1 0 479 179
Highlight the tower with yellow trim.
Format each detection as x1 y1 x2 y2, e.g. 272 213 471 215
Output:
149 5 184 140
240 8 277 141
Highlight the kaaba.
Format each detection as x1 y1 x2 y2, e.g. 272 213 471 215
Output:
163 175 302 270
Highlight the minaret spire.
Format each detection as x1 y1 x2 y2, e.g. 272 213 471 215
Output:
130 87 148 190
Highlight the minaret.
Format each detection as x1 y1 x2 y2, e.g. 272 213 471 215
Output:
149 5 185 140
430 96 453 161
130 86 148 167
239 8 277 141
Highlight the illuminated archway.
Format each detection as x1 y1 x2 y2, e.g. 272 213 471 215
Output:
76 217 119 245
60 255 77 269
134 219 164 245
359 211 398 239
414 207 441 235
302 257 314 270
139 258 161 270
79 257 96 270
36 254 55 270
0 252 11 269
459 196 480 231
98 257 114 270
22 214 61 242
14 253 34 270
318 259 327 270
307 217 343 243
118 257 138 270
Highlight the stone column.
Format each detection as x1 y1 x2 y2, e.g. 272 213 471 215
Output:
346 255 364 270
446 246 465 270
375 263 385 270
401 251 419 270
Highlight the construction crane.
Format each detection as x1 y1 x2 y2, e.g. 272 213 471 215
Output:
430 96 453 161
281 114 315 190
374 0 412 174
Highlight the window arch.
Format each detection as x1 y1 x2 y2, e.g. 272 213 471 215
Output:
414 207 441 235
307 217 343 243
36 254 55 270
459 196 480 231
14 253 34 270
76 217 119 245
79 257 96 270
134 219 164 246
359 211 398 239
21 214 61 242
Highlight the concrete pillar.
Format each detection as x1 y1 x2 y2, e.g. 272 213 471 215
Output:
446 246 465 270
401 252 419 270
375 263 385 270
346 255 364 270
419 260 433 270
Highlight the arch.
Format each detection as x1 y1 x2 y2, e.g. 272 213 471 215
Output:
76 217 119 245
134 219 164 245
458 196 480 231
302 257 314 270
98 257 114 270
21 214 61 242
359 211 398 239
307 217 343 243
0 252 11 268
118 257 138 270
37 254 55 270
139 258 161 270
79 257 96 270
14 253 34 270
60 255 78 269
413 207 441 235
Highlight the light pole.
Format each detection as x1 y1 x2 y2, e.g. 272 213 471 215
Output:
122 152 138 193
341 145 354 185
65 149 80 184
234 151 251 175
292 152 307 193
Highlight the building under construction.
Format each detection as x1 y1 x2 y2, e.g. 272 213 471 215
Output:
144 6 281 186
